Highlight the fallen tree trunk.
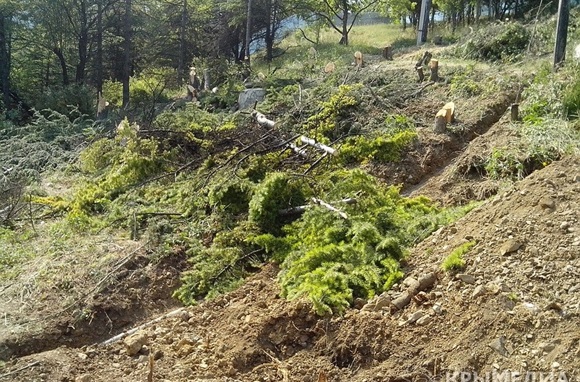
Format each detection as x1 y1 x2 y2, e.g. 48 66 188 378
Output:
300 136 336 155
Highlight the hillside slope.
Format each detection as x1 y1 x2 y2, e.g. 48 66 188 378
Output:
2 156 578 382
1 20 580 382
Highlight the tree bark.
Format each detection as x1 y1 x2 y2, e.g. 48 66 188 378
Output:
340 0 349 45
53 47 69 86
96 0 103 94
244 0 253 64
177 0 187 85
0 12 10 110
75 0 89 84
122 0 132 107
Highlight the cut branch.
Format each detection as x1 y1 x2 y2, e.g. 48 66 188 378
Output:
99 308 187 347
311 197 349 219
252 110 276 128
280 197 356 215
0 361 41 379
300 136 337 155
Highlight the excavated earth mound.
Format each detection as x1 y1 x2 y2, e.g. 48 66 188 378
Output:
2 157 577 382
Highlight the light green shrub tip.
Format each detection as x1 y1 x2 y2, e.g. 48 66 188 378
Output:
441 241 476 272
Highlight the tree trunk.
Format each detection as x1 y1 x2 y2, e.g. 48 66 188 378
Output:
554 0 569 68
53 47 69 86
96 0 103 94
340 1 349 45
265 0 274 62
0 12 10 110
122 0 132 107
75 0 88 84
177 0 187 85
244 0 252 64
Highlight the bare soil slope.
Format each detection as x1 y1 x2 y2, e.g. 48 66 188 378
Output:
2 156 578 382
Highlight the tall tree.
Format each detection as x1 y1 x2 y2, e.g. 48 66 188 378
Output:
0 6 11 109
303 0 381 45
122 0 131 107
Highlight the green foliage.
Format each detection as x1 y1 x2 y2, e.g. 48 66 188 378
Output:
441 241 476 271
521 67 564 122
562 66 580 119
248 172 306 233
174 221 262 304
70 119 174 226
129 67 175 106
485 148 525 180
304 84 361 140
459 22 530 62
0 108 93 182
449 65 485 97
31 85 95 117
102 80 123 108
208 178 254 215
338 130 417 164
483 119 579 180
251 169 472 315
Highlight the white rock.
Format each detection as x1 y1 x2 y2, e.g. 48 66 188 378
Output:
407 310 426 324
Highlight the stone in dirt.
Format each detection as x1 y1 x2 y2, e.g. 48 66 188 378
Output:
539 197 556 209
416 315 433 325
456 274 476 284
472 285 486 298
407 310 426 324
124 331 148 356
238 88 266 110
500 239 521 255
489 336 509 356
361 293 391 312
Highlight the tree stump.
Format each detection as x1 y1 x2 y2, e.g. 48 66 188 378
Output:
354 51 364 67
429 59 439 82
324 62 335 73
383 46 393 60
434 109 448 133
442 101 455 123
415 51 432 68
510 103 520 121
416 66 425 82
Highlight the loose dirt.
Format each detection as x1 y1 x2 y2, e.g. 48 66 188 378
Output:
1 51 578 382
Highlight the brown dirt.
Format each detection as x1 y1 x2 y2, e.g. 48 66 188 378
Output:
2 54 579 382
2 158 578 382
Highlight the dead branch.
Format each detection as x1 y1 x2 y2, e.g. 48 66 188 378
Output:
252 111 276 128
252 350 290 382
210 249 265 285
0 361 41 379
403 81 435 101
99 307 186 347
312 197 348 219
304 153 328 174
300 136 336 155
280 198 356 216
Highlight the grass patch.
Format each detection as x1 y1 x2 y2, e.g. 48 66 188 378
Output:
441 241 476 272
